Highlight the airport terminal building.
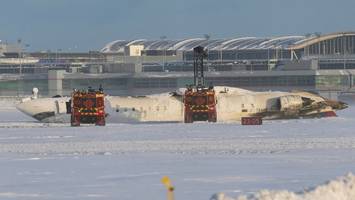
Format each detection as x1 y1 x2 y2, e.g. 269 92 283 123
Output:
1 32 355 97
101 32 355 71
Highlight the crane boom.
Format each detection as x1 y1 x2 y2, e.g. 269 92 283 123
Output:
184 46 217 123
193 46 207 87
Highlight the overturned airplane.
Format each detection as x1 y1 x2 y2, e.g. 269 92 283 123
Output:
16 46 348 124
16 86 347 123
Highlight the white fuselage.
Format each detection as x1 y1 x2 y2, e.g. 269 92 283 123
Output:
16 87 338 123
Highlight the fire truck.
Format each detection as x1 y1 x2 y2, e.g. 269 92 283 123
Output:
184 46 217 123
70 87 106 126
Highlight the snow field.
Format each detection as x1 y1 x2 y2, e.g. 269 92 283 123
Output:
213 173 355 200
0 98 354 199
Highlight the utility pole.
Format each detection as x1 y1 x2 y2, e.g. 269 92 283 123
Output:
203 34 210 69
17 38 22 75
56 48 62 68
160 36 167 72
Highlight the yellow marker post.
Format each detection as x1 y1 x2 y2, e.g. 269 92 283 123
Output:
161 176 175 200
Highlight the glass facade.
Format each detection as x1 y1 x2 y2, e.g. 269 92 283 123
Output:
133 78 177 88
63 78 129 95
0 73 353 97
0 79 48 96
304 35 355 56
206 76 315 87
315 75 350 90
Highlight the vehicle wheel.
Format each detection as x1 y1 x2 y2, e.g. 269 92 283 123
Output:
208 117 217 122
184 115 193 123
71 115 80 126
95 117 106 126
208 113 217 122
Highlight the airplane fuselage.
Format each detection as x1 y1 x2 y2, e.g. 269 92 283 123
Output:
16 87 347 123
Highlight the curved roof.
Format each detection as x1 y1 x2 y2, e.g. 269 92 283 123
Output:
101 32 355 53
101 36 307 53
289 32 355 50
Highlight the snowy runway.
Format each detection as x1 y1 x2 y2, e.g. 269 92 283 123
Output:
0 106 354 199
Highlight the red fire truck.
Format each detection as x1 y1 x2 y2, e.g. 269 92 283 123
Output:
184 87 217 123
70 87 106 126
184 46 217 123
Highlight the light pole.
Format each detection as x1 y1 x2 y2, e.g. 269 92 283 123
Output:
203 34 210 52
160 36 167 72
56 48 62 68
343 50 346 70
343 37 347 70
267 48 270 71
203 34 211 71
17 38 22 75
21 44 30 74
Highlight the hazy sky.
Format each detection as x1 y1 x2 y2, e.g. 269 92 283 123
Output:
1 0 355 51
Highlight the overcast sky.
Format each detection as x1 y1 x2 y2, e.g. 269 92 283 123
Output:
1 0 355 51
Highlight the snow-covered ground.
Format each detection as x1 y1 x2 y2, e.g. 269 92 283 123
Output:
0 99 355 200
212 173 355 200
